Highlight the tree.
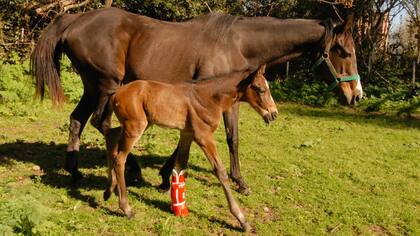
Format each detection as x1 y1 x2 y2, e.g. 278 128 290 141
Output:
103 0 113 8
401 0 420 64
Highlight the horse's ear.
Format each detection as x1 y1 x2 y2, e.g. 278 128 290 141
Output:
342 12 354 32
332 11 354 34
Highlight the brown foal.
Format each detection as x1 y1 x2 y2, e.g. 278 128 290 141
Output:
103 65 277 231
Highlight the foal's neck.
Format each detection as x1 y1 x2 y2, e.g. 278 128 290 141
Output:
236 18 325 66
192 73 245 110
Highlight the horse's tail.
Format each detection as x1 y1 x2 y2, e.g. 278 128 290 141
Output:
31 13 78 106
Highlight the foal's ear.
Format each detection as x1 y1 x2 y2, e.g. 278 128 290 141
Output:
257 64 266 75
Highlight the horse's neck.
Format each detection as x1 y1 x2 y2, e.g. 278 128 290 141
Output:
236 18 325 66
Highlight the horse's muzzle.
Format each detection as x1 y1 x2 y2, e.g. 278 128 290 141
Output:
263 111 278 123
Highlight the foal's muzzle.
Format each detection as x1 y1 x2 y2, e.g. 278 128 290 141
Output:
263 111 278 124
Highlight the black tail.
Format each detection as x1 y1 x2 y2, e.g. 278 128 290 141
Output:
30 13 78 106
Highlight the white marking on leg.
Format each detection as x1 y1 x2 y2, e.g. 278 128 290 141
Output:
356 79 363 98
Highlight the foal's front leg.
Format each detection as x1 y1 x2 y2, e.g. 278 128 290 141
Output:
196 135 251 232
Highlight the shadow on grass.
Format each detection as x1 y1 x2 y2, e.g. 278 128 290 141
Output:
127 190 241 232
0 141 211 203
282 105 420 130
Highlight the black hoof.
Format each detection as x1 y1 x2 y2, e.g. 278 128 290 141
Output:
70 170 83 189
232 177 251 196
125 171 143 187
65 151 79 172
157 183 170 194
103 190 111 201
237 185 251 196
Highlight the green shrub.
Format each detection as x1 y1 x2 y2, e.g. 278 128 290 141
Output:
0 195 51 235
0 55 82 116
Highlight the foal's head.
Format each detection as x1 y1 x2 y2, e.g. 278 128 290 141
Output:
241 65 278 123
316 13 363 105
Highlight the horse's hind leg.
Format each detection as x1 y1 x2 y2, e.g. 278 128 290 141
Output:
66 92 97 187
92 92 142 185
195 135 251 232
159 132 193 192
223 102 250 195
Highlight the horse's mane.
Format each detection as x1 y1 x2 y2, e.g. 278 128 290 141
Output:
319 18 335 53
188 12 239 43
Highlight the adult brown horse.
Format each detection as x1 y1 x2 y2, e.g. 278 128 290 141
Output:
104 65 276 231
31 7 362 193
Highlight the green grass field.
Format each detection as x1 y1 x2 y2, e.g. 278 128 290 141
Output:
0 102 419 235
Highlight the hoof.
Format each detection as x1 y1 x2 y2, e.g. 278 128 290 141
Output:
237 185 251 196
70 171 83 189
126 210 135 219
241 221 253 232
125 171 143 187
232 177 251 196
157 183 170 194
103 190 111 201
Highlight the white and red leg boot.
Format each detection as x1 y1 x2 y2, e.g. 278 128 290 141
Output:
171 169 188 216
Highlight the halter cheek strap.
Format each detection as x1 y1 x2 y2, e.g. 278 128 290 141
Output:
311 34 360 90
311 53 360 90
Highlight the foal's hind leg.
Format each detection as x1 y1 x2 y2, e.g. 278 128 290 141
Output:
92 93 142 185
66 92 98 187
113 121 147 218
195 135 251 232
104 127 121 201
223 102 251 195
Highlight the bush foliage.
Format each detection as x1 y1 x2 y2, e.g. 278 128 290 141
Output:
0 0 418 115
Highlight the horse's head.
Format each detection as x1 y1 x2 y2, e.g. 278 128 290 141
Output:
241 64 278 123
314 13 363 105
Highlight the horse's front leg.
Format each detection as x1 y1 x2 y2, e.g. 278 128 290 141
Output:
159 132 193 192
195 135 251 232
223 102 250 195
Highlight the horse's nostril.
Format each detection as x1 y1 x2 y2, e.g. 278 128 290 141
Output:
354 94 361 103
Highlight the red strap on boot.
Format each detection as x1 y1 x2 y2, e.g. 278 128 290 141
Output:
171 169 188 216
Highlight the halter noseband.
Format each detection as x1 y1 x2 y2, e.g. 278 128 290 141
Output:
311 36 360 90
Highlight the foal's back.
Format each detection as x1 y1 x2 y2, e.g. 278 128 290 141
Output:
112 80 191 129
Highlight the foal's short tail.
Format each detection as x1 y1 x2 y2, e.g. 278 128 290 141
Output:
31 13 78 106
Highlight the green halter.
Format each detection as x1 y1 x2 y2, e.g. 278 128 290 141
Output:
311 42 360 90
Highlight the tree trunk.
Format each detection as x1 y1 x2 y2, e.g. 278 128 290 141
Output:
413 61 416 87
103 0 112 8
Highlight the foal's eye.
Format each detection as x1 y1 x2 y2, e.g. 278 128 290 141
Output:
252 86 265 94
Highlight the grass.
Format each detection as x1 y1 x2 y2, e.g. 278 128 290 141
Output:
0 101 419 235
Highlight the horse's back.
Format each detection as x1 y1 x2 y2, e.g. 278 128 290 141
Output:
61 8 153 84
125 14 247 83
